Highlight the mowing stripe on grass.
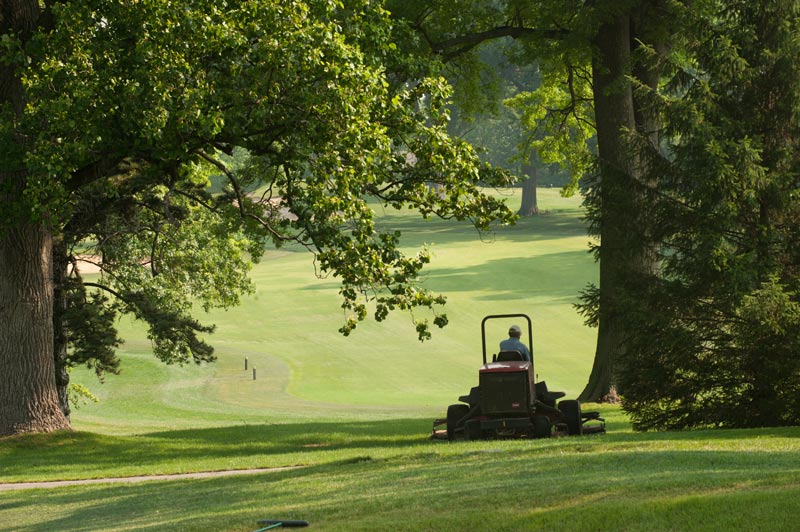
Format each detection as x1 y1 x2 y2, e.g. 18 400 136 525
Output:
0 465 303 492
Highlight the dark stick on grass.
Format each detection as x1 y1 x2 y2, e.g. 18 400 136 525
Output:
257 519 309 529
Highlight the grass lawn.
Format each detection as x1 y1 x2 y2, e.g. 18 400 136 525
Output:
4 415 800 531
3 189 800 531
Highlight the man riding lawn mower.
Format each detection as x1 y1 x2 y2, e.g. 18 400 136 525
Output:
432 314 605 440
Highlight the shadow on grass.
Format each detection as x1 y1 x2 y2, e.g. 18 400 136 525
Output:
0 418 435 481
296 249 595 308
4 411 800 484
422 251 594 298
373 207 588 246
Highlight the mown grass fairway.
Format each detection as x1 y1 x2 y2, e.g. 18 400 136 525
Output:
3 189 800 531
65 188 598 435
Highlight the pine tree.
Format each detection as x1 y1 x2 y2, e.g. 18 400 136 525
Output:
616 0 800 429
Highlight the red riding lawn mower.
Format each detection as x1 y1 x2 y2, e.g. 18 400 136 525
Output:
432 313 605 440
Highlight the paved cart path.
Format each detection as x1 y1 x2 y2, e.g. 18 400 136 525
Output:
0 466 301 492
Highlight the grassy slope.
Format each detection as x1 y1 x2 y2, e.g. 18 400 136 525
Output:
66 188 597 434
4 189 800 531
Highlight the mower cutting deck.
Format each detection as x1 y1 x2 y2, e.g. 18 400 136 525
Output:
432 313 605 441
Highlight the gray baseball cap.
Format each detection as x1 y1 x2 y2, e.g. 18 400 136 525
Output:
509 324 522 334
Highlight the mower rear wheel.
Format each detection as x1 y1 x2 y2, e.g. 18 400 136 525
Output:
532 415 552 438
558 400 583 436
446 404 470 441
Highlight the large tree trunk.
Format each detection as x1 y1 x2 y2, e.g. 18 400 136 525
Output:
0 222 71 436
579 3 666 402
578 13 638 402
518 163 539 216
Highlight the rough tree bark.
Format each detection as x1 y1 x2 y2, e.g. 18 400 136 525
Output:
0 222 71 436
578 1 666 402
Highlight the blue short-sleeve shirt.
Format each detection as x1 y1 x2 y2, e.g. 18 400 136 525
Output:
499 337 532 362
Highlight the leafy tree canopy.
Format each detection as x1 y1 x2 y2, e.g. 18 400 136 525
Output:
1 0 515 381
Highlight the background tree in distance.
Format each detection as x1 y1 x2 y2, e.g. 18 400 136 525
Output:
444 38 568 217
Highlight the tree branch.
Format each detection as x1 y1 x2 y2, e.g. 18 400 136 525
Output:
82 281 127 303
65 157 133 193
428 26 567 61
194 148 305 246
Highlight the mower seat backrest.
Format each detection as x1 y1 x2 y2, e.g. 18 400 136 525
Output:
496 350 525 362
535 380 566 408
